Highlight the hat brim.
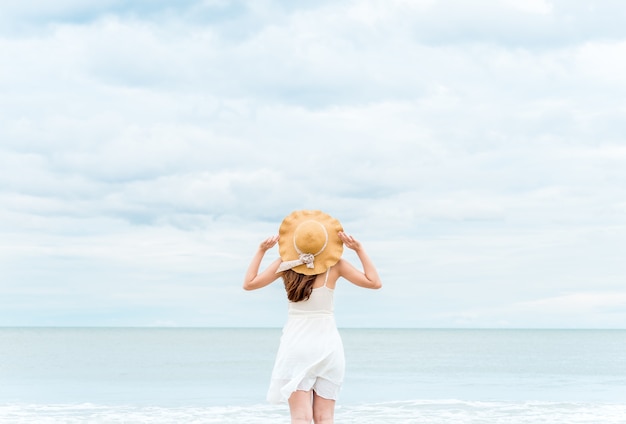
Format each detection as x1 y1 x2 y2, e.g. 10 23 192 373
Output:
278 210 344 275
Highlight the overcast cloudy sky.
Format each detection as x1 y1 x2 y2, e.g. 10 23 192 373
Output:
1 0 625 328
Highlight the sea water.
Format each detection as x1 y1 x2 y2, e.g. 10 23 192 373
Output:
1 328 625 423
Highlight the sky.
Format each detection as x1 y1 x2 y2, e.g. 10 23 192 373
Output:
1 0 625 329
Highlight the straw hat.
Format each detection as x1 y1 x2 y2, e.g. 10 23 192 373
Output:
276 210 344 275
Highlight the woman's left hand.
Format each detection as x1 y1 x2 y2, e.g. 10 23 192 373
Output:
259 235 279 252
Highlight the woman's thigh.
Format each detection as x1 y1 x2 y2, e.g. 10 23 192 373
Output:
289 390 313 423
312 391 335 423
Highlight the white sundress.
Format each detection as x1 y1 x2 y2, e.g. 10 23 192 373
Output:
267 268 345 403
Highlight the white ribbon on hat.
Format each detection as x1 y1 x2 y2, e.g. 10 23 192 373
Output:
276 253 315 273
276 225 328 273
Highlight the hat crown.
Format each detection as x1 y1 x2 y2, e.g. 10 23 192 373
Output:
294 220 327 255
277 209 344 275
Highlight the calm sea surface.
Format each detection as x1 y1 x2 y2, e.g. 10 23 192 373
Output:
1 328 625 423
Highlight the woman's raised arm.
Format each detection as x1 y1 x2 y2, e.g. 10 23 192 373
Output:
336 232 382 289
243 235 282 291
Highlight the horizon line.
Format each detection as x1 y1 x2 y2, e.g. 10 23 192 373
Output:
1 326 624 331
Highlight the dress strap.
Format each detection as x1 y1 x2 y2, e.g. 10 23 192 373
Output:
323 267 331 287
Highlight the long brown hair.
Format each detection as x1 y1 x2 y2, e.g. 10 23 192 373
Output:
281 269 317 302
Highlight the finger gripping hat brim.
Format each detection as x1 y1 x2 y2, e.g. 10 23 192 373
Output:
278 210 344 275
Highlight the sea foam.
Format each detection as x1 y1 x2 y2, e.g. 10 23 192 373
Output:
2 400 626 424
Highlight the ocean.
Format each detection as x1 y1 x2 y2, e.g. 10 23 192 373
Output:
1 328 625 423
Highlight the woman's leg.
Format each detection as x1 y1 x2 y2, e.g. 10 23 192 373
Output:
288 390 313 424
312 391 335 424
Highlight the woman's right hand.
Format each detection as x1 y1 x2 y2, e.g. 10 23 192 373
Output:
338 231 362 252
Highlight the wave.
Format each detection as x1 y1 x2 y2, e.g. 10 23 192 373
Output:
2 399 626 423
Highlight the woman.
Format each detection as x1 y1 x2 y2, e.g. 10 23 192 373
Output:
243 210 382 424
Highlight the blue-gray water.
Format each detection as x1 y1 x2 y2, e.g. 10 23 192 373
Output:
1 328 625 423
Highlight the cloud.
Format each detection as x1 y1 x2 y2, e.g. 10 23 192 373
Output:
438 292 626 328
519 292 626 314
1 0 626 327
